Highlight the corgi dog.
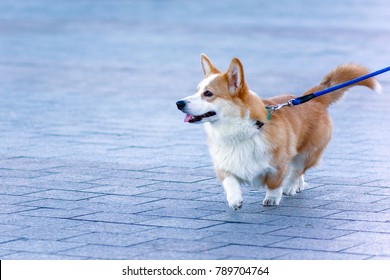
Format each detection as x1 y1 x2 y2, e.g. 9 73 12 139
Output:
176 54 381 209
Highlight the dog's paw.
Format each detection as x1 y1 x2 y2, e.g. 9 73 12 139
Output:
227 195 243 210
297 181 308 193
283 187 297 196
262 196 281 206
283 176 308 196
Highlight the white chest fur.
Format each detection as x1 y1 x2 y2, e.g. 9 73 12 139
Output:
205 120 272 183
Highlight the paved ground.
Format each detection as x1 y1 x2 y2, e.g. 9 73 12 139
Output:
1 0 390 260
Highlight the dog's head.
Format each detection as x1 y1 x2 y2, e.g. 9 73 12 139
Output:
176 54 251 124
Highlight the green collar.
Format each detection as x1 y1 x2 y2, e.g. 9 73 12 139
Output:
266 106 273 121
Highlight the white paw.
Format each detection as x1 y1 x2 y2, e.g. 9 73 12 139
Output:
283 186 298 196
284 175 308 195
262 196 281 206
297 181 308 192
227 195 243 210
263 187 283 206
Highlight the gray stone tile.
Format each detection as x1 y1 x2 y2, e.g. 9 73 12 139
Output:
268 238 361 252
93 170 214 184
0 194 43 205
86 177 157 188
313 193 387 203
269 227 354 240
0 236 22 244
35 173 107 183
0 185 47 195
16 198 92 210
275 250 371 260
146 198 227 210
368 188 390 196
0 224 27 234
140 181 218 192
201 212 282 224
306 176 378 186
366 255 390 260
334 232 390 243
362 180 390 187
73 212 157 225
319 201 390 212
81 185 156 196
343 243 390 256
138 190 213 200
0 169 53 179
3 227 91 241
25 181 106 191
3 252 89 260
0 239 84 254
26 190 105 201
313 185 383 194
83 194 162 205
139 227 219 241
137 217 224 230
0 205 38 214
132 238 227 253
263 206 341 218
20 208 101 219
327 211 390 222
195 201 235 211
0 214 87 228
63 232 158 247
0 157 63 171
0 249 17 257
274 198 331 208
145 173 214 184
60 244 152 259
131 250 225 260
206 223 288 234
83 201 164 215
139 207 222 219
69 221 153 234
206 245 288 259
203 232 291 247
263 216 347 228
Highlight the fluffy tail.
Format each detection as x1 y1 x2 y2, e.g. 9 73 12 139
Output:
303 64 382 107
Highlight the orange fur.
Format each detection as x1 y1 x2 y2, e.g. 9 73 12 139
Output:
306 64 379 106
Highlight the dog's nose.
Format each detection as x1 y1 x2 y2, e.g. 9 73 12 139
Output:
176 100 186 110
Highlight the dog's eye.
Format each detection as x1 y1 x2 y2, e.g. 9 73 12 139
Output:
203 90 214 97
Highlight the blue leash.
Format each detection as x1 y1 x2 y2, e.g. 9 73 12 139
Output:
266 65 390 120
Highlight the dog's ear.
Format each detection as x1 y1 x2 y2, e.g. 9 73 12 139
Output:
200 53 219 76
227 58 245 95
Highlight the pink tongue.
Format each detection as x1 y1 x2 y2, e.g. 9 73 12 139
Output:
184 114 192 123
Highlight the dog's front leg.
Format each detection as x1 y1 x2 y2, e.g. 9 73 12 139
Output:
263 170 285 206
263 187 283 206
222 176 243 210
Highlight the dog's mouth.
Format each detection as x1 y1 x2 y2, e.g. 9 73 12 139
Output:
184 111 217 123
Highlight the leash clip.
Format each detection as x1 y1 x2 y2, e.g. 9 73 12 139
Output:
266 100 294 121
270 100 294 112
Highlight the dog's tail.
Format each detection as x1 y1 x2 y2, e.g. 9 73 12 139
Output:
303 64 382 107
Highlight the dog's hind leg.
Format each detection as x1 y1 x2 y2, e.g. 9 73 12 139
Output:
296 174 308 193
283 173 308 195
283 154 308 196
